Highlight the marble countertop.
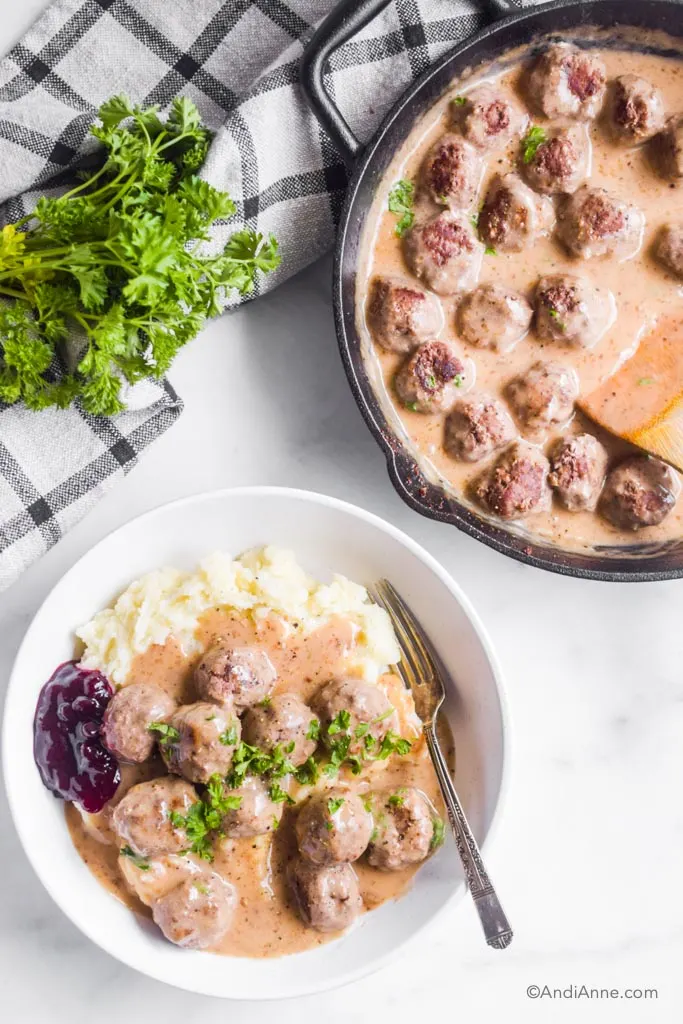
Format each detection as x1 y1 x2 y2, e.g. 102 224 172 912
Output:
2 3 682 1021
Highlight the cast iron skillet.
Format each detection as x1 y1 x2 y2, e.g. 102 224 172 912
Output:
301 0 683 581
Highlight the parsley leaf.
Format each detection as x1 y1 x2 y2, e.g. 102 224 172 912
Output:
147 721 180 746
327 710 351 736
269 782 295 805
388 179 415 237
452 96 467 106
120 845 150 870
219 724 238 746
521 125 547 164
327 796 345 814
306 718 321 742
430 816 446 851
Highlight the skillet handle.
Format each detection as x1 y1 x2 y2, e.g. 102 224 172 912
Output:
299 0 515 164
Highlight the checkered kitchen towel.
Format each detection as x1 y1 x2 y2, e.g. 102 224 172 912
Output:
0 0 502 590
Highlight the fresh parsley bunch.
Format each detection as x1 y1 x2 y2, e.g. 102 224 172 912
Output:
0 94 280 415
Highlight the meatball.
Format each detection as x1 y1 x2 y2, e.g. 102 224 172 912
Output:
507 361 578 433
474 440 552 520
366 275 444 353
444 392 516 463
456 283 532 351
599 455 679 529
161 702 240 784
534 273 615 349
556 185 644 261
220 775 284 838
394 340 471 414
608 74 665 143
111 777 197 858
242 693 319 767
452 83 528 152
287 858 362 933
315 678 398 757
366 788 437 871
296 790 373 866
522 124 591 195
548 434 608 511
652 114 683 180
101 682 175 764
194 642 276 709
655 223 683 279
420 133 482 209
526 43 606 121
152 872 237 950
478 173 555 254
403 210 483 295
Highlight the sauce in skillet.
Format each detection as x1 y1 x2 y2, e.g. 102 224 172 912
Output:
357 30 683 552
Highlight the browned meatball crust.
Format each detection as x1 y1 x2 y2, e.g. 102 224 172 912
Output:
101 682 175 763
152 872 237 949
452 83 528 152
420 133 482 208
242 693 319 767
526 44 606 121
474 441 552 520
652 114 683 180
315 678 398 758
556 185 644 260
161 702 240 784
522 124 591 195
288 859 363 933
194 642 276 709
599 456 679 529
507 360 579 434
478 173 554 254
220 775 284 838
112 777 197 858
534 274 614 349
444 393 516 463
296 791 373 866
548 434 608 511
403 210 484 295
609 74 665 143
366 788 439 871
366 275 444 353
456 283 532 351
655 223 683 279
394 340 471 414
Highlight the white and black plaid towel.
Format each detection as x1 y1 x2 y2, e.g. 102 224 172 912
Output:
0 0 517 590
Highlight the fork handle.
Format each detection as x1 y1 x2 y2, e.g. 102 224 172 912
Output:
425 724 513 950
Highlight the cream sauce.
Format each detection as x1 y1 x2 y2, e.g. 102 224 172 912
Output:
66 612 451 958
358 32 683 552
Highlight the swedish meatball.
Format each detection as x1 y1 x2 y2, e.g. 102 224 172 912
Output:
315 678 398 757
534 273 615 349
453 83 528 152
296 791 373 865
394 340 471 414
655 223 683 279
366 788 437 871
101 682 175 763
288 859 362 933
112 777 197 858
161 702 240 784
556 185 644 260
474 440 552 519
421 133 482 208
522 124 591 195
526 44 606 120
242 693 319 767
507 361 578 434
152 872 237 950
403 210 483 295
548 434 608 511
194 643 276 709
456 283 532 351
220 775 284 838
609 74 665 143
366 275 444 353
652 114 683 180
478 173 555 253
599 456 680 529
444 392 516 463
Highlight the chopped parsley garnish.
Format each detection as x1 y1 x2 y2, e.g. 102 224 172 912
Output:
453 95 467 106
470 211 479 228
388 179 415 237
426 374 437 390
294 755 320 786
327 796 345 815
430 817 446 851
226 741 295 788
388 791 406 808
454 374 465 388
521 124 547 164
120 845 150 870
269 782 295 805
484 246 497 256
361 794 374 813
375 731 412 760
638 377 655 386
258 695 272 708
219 724 238 746
306 718 321 742
193 882 210 895
327 709 351 736
147 721 180 746
169 773 242 861
406 401 419 412
549 309 566 331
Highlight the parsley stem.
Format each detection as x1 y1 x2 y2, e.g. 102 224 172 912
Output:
0 285 28 300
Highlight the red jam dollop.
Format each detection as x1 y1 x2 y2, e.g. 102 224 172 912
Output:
33 660 120 813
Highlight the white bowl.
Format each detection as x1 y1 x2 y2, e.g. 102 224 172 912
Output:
2 487 510 999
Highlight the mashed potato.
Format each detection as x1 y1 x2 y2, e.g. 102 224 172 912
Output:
77 546 400 687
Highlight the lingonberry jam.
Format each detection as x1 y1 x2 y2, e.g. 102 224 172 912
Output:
33 660 120 813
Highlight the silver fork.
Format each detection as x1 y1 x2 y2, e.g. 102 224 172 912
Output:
370 578 513 951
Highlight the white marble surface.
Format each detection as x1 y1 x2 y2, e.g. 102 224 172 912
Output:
2 2 683 1021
